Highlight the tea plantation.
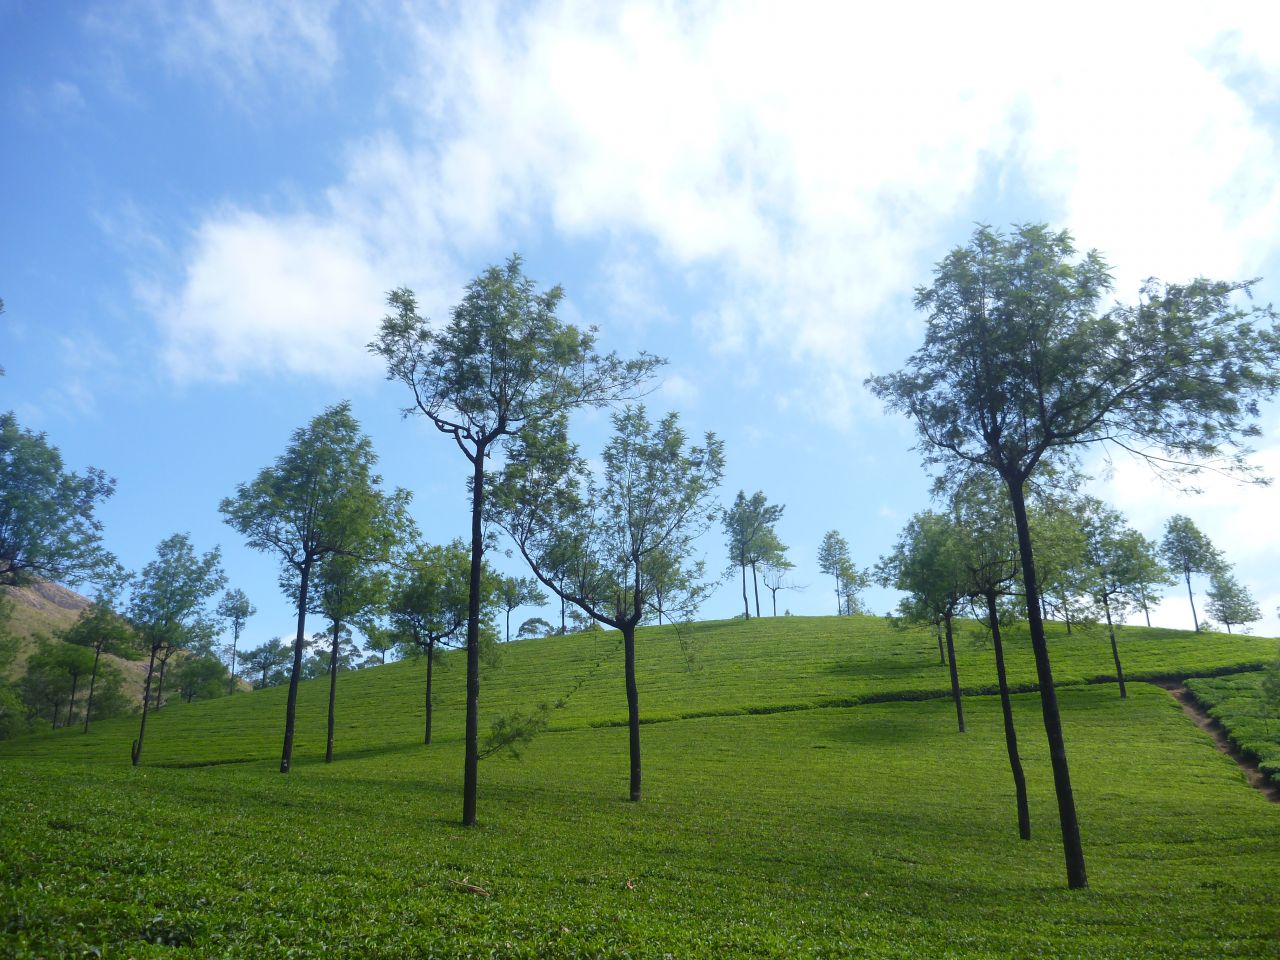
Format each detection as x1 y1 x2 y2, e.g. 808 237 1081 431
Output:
2 616 1277 958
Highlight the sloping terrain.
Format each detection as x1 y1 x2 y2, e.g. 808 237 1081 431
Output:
1 616 1277 958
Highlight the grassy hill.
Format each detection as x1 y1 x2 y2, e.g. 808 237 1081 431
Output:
1 616 1277 958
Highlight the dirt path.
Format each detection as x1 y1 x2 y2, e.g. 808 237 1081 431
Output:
1159 683 1280 803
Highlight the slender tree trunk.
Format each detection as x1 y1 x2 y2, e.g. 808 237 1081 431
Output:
1103 595 1126 699
771 588 778 618
987 591 1030 840
1143 597 1151 628
280 556 312 774
1225 622 1232 634
740 560 750 619
1184 567 1199 632
228 627 240 695
936 620 946 665
944 610 964 733
834 575 842 616
505 607 511 644
560 594 566 634
751 561 761 619
623 623 642 802
325 618 341 763
1007 476 1087 889
1063 603 1072 636
462 448 486 827
84 644 103 733
155 656 167 710
66 673 80 728
133 646 158 766
424 639 435 745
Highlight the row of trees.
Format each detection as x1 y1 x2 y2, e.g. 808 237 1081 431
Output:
868 223 1280 889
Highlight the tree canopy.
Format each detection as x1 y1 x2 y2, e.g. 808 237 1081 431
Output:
0 412 116 588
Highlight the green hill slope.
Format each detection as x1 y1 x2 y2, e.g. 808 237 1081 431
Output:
1 616 1277 958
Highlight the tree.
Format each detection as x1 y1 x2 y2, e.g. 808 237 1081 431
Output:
516 616 554 640
1205 567 1262 634
949 473 1031 840
370 255 661 826
308 489 408 764
59 594 136 733
817 531 853 616
0 412 116 587
492 406 724 802
867 222 1280 889
722 491 786 619
1080 502 1172 697
877 511 967 732
386 539 495 745
496 575 548 643
216 589 256 695
1160 515 1225 632
220 402 400 774
761 561 797 617
242 639 293 689
173 655 228 703
127 533 225 765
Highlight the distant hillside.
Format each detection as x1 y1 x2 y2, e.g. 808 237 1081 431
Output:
2 579 91 641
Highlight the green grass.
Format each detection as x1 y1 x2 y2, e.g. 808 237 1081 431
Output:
1185 669 1280 782
2 616 1277 958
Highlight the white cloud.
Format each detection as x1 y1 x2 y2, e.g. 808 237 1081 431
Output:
149 0 1280 433
155 211 387 382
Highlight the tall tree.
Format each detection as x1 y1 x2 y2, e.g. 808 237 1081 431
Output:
172 655 228 703
59 593 136 733
949 473 1030 840
220 402 400 774
0 412 116 588
1160 515 1224 632
722 491 786 619
492 406 724 802
877 511 967 732
1205 566 1261 634
215 589 256 695
386 539 497 745
817 530 853 616
127 533 225 765
370 255 661 826
868 222 1280 889
496 575 548 643
1080 502 1172 697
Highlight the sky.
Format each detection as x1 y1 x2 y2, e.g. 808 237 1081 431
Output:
4 1 1280 653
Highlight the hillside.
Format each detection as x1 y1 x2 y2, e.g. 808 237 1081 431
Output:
1 616 1277 958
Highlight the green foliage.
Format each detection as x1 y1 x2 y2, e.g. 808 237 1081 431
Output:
516 617 554 640
1205 566 1262 633
818 529 868 616
241 639 293 689
722 490 787 618
172 656 229 704
496 575 548 642
18 638 94 729
128 534 226 660
1185 667 1280 783
0 411 116 588
493 406 725 633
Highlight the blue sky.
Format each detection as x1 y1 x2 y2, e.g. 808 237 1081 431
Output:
4 1 1280 650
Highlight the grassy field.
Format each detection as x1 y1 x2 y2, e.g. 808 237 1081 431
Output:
1186 668 1280 783
2 616 1278 958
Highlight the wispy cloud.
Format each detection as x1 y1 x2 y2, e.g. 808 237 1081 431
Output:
140 1 1280 427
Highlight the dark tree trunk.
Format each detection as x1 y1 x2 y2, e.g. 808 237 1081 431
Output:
623 624 641 802
987 591 1030 841
834 575 842 616
424 638 435 745
133 646 158 766
280 556 312 774
944 610 964 733
740 560 750 619
228 628 240 695
1063 603 1072 635
155 656 167 710
560 594 566 634
1006 476 1087 889
325 618 341 763
462 448 487 827
66 673 80 728
770 588 778 618
505 607 511 644
84 644 103 733
1184 566 1199 632
1143 597 1151 628
936 620 946 665
750 561 761 619
1103 595 1126 699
